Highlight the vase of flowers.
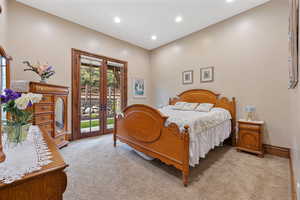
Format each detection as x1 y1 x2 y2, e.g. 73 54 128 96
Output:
23 61 55 83
0 89 43 146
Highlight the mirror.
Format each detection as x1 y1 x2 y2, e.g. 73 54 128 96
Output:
55 97 64 132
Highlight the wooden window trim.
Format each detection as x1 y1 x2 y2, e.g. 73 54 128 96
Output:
0 46 11 88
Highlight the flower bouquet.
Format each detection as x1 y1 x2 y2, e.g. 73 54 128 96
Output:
23 61 55 83
1 89 43 145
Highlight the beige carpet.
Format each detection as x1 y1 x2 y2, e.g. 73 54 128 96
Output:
61 135 290 200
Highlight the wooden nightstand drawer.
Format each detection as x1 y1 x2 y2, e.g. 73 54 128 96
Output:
239 123 260 131
238 130 259 151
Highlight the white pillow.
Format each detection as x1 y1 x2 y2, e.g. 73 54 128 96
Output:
182 103 199 111
173 102 187 110
195 103 214 112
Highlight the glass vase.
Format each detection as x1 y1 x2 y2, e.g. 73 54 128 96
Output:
4 123 31 146
40 77 47 83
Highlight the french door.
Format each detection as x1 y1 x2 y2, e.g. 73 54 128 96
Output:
72 49 127 140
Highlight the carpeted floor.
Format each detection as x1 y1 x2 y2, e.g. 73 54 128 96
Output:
61 135 291 200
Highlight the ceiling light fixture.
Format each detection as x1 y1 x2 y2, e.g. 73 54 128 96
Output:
151 35 157 40
114 16 121 23
175 16 183 23
226 0 235 3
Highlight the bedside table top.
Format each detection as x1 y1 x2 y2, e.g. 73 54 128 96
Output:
238 119 264 125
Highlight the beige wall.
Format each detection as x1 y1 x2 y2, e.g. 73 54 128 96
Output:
7 1 153 131
151 0 291 147
0 0 8 48
5 1 294 150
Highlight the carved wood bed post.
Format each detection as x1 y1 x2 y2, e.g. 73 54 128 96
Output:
231 97 237 146
182 125 190 187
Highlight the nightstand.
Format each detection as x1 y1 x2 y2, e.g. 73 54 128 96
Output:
236 120 264 157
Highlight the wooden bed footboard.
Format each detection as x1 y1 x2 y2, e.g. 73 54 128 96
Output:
114 104 190 186
114 89 236 187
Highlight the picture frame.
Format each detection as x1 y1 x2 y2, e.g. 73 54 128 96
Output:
133 78 146 98
182 70 193 85
200 67 214 83
288 0 299 89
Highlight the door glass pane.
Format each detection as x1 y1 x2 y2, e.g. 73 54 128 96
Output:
106 65 123 130
80 57 101 135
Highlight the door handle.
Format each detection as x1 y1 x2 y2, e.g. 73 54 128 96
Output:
100 105 107 111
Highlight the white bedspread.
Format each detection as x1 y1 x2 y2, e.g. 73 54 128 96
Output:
158 106 231 141
158 106 232 166
189 120 231 166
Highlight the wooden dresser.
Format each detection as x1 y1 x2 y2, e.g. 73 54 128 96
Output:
236 120 264 157
0 128 68 200
29 82 69 148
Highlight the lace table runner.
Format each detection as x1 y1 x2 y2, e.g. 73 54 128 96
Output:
0 126 53 184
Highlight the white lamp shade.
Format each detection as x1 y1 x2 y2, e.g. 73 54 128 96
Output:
245 105 256 112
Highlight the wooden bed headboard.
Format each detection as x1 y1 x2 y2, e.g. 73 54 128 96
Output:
169 89 236 141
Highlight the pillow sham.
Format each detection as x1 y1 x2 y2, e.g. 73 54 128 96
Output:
182 103 199 111
173 101 187 110
195 103 214 112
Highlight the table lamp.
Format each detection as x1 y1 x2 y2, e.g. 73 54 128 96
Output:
245 105 256 121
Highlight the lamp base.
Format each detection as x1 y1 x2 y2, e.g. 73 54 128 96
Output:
246 112 255 121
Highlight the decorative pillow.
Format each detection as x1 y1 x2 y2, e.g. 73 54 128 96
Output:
195 103 214 112
182 103 199 111
173 102 187 110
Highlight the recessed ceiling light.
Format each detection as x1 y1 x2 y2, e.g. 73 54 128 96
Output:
114 16 121 23
151 35 157 40
175 16 183 23
226 0 235 3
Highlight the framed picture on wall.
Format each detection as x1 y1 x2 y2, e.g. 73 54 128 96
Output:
200 67 214 83
182 70 193 85
133 78 146 98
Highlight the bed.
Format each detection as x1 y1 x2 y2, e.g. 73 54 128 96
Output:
113 89 236 186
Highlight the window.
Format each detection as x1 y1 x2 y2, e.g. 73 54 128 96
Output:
0 46 10 122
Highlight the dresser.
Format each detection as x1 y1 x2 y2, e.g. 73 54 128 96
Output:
236 120 264 157
29 82 69 148
0 128 68 200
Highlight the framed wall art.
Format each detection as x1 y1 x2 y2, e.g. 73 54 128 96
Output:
200 67 214 83
182 70 193 85
133 78 146 98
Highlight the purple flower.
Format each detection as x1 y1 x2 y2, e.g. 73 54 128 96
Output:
0 94 8 104
4 88 13 95
1 89 22 103
46 66 54 71
9 91 20 100
28 101 33 107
